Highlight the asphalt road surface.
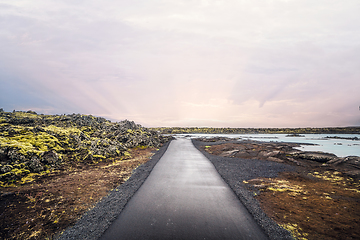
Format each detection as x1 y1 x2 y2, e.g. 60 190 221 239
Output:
100 138 269 240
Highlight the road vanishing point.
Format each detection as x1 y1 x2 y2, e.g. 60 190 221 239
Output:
100 138 269 240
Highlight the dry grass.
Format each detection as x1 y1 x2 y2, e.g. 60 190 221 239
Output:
245 171 360 240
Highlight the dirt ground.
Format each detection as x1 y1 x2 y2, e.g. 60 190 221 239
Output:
0 147 156 240
204 142 360 240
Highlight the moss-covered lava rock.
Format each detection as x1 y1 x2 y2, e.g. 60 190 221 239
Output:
0 109 171 186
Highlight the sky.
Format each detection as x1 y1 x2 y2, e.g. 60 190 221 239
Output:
1 0 360 128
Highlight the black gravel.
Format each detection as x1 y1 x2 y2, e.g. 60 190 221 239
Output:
192 139 296 240
57 141 172 240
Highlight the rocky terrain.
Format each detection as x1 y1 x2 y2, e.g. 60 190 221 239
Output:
0 109 171 187
194 137 360 240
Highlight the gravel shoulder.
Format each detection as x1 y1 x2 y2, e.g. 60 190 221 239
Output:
192 139 295 240
57 140 172 240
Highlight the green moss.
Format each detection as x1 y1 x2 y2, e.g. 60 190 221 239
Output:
0 180 17 188
0 171 13 179
10 163 28 175
135 145 148 150
13 111 40 119
122 151 131 160
0 131 64 156
20 173 39 184
43 125 81 136
20 170 51 184
0 167 52 186
80 126 95 137
0 136 38 155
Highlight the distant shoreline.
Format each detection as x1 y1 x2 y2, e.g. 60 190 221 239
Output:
151 126 360 135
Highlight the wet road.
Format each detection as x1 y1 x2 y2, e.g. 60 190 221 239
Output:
100 138 269 240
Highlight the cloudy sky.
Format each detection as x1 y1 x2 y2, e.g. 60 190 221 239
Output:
1 0 359 127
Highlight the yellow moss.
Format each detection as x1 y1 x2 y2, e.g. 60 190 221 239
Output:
20 171 49 184
135 145 148 150
268 187 288 192
0 131 64 156
13 111 40 119
280 223 308 240
80 126 95 137
28 230 42 238
123 151 131 159
93 154 106 159
11 167 30 176
0 136 36 154
43 125 81 136
266 179 304 195
308 171 351 186
344 188 360 193
0 181 17 188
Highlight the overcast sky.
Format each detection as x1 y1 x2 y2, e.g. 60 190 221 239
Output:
1 0 359 127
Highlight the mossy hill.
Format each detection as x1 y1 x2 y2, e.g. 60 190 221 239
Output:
0 109 171 187
151 126 360 135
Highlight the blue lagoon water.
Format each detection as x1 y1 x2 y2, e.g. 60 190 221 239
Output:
174 133 360 157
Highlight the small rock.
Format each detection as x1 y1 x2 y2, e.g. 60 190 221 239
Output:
28 156 44 172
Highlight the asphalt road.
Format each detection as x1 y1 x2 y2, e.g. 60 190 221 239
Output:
100 138 269 240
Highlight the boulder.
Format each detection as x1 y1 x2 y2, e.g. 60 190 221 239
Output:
7 149 27 163
41 151 59 165
0 164 13 174
27 156 44 172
